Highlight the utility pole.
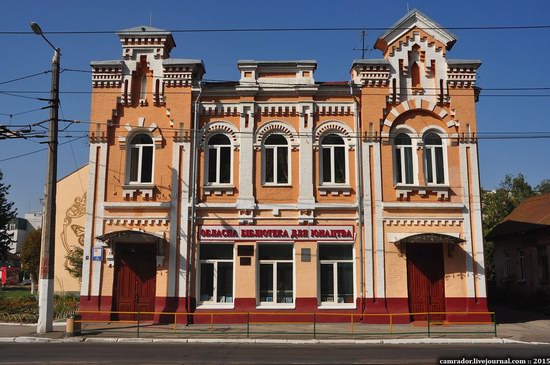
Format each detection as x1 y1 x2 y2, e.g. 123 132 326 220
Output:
30 22 60 334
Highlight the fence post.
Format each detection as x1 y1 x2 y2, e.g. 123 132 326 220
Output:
389 314 393 336
137 311 140 338
313 313 316 339
174 313 177 334
247 312 250 339
493 313 497 337
210 313 214 334
427 312 430 338
351 314 354 335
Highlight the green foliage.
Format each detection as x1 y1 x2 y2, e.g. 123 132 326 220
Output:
64 246 83 282
0 294 79 317
20 228 41 278
0 171 17 260
536 179 550 194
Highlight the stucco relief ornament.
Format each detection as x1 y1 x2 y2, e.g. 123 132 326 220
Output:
61 192 87 254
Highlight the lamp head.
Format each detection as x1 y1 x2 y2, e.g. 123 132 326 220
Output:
30 22 43 35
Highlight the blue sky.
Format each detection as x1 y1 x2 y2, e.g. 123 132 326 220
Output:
1 0 549 214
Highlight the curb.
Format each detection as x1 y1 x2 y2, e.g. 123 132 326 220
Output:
1 336 549 345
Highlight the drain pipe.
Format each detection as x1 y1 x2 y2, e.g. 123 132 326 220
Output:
350 81 365 317
186 81 203 320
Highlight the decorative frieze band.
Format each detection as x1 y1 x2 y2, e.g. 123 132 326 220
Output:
106 218 170 226
92 67 123 88
447 67 477 88
384 217 463 226
199 103 354 118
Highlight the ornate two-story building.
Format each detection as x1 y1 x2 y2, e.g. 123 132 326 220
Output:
80 10 488 322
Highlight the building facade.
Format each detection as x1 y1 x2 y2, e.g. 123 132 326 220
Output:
80 10 488 322
489 193 550 305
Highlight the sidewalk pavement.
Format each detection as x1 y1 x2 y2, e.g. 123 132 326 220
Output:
0 318 548 345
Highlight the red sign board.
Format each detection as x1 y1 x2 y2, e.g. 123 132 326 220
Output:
198 225 355 242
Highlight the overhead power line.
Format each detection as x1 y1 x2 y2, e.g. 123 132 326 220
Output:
0 70 51 85
0 135 87 163
2 24 550 35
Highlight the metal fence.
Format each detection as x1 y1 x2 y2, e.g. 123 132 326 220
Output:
75 310 497 339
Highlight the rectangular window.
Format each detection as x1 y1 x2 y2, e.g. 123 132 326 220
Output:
319 245 354 305
503 252 511 280
258 245 293 306
219 147 231 183
435 148 445 184
425 150 433 183
130 147 139 182
208 148 217 183
395 149 402 183
322 148 331 183
276 147 288 184
334 147 346 183
199 244 234 305
404 147 414 184
265 148 274 183
141 146 153 183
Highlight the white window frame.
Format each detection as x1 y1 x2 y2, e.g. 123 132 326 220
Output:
317 244 356 309
205 133 233 186
256 244 295 309
423 131 448 186
197 243 235 308
319 134 349 186
126 133 155 185
392 131 417 186
262 134 291 186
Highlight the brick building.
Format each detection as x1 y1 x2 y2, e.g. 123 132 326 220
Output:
79 9 488 322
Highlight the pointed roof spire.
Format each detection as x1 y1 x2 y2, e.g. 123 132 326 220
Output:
375 9 457 53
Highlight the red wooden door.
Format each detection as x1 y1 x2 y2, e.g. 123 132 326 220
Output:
407 243 446 321
113 244 156 320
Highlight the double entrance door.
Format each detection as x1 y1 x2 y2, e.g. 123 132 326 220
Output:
113 243 156 320
407 243 446 321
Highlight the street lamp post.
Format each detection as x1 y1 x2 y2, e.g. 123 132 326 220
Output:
30 22 60 334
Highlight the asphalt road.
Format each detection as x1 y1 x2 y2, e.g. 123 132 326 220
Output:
1 343 550 364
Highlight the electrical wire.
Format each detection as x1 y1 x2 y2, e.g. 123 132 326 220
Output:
2 24 550 35
0 70 51 86
0 135 88 163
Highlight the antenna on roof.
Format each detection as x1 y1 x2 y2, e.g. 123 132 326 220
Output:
352 30 369 59
407 2 410 12
149 11 152 27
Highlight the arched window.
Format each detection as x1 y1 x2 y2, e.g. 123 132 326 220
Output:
424 132 446 184
128 133 154 184
394 133 414 185
321 134 346 184
263 134 289 185
207 134 231 184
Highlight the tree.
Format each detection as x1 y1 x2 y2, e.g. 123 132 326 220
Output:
0 171 17 262
64 246 83 282
536 179 550 194
20 228 41 294
482 174 536 282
